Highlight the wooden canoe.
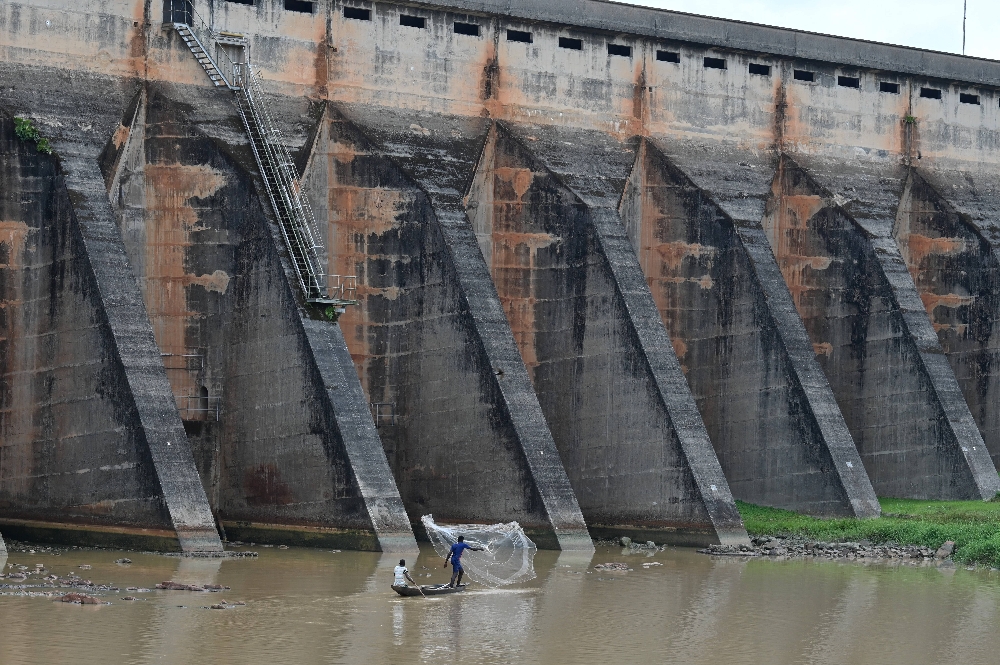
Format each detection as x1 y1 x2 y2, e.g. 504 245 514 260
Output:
392 583 467 597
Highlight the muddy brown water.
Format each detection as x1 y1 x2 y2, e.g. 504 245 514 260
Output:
1 543 998 664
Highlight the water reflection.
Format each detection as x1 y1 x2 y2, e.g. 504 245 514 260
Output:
1 546 1000 664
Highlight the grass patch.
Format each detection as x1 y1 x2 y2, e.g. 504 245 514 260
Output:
737 498 1000 568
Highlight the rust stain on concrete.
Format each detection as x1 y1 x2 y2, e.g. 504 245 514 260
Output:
921 291 974 313
188 270 231 294
143 162 226 404
813 342 833 357
764 172 834 312
905 233 967 267
318 122 416 393
654 241 716 271
0 221 31 264
244 463 295 506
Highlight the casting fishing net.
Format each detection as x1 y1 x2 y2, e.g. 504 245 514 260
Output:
421 515 537 587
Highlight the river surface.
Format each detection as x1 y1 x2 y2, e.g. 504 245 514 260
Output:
1 543 999 664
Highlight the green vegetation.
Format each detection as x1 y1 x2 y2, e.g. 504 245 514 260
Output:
904 114 917 125
738 498 1000 568
13 116 53 155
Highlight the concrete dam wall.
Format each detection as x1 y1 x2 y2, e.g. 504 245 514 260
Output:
2 0 1000 551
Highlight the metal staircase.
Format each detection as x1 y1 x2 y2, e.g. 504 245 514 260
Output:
165 0 355 308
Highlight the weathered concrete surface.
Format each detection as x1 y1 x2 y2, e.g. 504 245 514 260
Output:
764 155 1000 500
620 138 877 517
104 84 414 551
481 120 747 545
8 0 1000 548
305 105 592 550
894 170 1000 472
0 88 221 552
1 111 179 550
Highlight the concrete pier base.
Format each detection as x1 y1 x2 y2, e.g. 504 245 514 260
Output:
483 121 748 545
621 138 878 517
765 155 1000 500
99 86 416 552
1 88 222 552
310 106 592 550
903 168 1000 472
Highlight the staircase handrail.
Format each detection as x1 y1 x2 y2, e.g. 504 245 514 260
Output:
241 65 326 255
166 0 239 89
167 1 339 302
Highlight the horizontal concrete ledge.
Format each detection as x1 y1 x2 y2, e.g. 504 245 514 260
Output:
586 525 721 548
0 519 182 552
221 522 381 551
410 0 1000 86
411 521 572 551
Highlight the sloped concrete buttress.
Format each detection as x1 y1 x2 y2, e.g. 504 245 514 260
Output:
300 320 418 553
766 155 1000 500
493 122 747 545
58 127 223 553
622 138 878 518
105 88 416 553
327 107 592 551
907 168 1000 472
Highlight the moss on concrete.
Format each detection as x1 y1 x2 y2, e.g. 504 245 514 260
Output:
738 498 1000 567
221 522 380 551
0 519 182 552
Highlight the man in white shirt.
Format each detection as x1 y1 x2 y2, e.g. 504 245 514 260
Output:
393 559 417 589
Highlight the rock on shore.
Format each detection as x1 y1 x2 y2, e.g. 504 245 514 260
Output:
700 535 953 562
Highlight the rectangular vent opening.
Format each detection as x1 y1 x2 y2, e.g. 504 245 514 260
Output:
838 76 860 88
559 37 583 50
656 50 680 63
704 57 726 70
880 81 900 94
793 69 815 82
283 0 313 13
608 44 632 57
399 14 425 28
960 93 981 105
507 29 532 43
749 63 771 76
920 87 942 99
454 22 480 36
344 6 370 21
227 0 254 5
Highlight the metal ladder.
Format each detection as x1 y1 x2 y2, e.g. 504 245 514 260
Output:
172 24 227 87
167 2 354 307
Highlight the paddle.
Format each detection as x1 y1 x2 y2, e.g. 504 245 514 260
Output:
407 570 425 598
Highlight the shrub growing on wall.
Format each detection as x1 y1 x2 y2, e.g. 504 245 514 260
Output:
13 116 53 154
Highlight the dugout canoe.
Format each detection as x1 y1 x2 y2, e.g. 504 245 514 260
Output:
392 583 467 597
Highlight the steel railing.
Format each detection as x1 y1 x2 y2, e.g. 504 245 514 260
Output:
165 0 343 303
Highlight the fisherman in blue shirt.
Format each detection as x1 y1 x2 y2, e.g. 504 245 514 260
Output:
443 535 483 587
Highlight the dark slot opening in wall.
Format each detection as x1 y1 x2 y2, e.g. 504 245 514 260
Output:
656 50 680 63
344 6 370 21
704 57 726 70
880 81 900 94
283 0 313 13
960 93 981 105
559 37 583 50
749 63 770 75
507 29 532 43
920 87 942 99
399 14 425 28
226 0 254 5
608 43 632 57
793 69 815 82
454 22 480 36
838 75 860 88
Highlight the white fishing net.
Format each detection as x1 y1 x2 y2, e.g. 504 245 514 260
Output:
421 515 537 588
